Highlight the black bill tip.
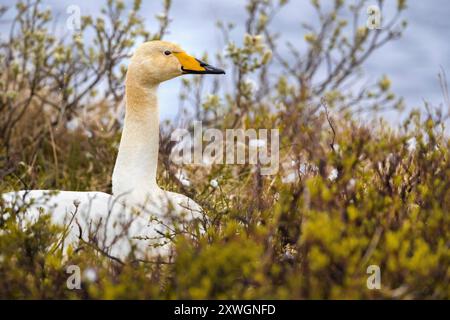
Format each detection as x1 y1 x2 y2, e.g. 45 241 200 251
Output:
182 59 225 75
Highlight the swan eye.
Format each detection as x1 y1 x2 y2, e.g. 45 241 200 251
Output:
164 50 172 56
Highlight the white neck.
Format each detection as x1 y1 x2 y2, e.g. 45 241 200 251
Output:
112 83 160 198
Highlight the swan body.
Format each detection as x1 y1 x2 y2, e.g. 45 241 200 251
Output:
2 189 199 259
1 41 224 260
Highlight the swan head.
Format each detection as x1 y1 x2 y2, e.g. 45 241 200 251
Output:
127 40 225 85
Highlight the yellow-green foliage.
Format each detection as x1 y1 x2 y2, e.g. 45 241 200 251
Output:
0 0 449 299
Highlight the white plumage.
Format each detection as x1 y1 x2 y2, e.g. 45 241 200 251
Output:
1 40 224 261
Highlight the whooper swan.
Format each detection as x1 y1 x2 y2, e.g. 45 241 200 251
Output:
1 41 225 260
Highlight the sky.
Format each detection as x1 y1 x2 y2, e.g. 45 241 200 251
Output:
1 0 449 122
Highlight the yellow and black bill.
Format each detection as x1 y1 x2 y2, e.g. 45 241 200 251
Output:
174 52 225 75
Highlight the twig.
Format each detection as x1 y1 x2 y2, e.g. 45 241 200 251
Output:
321 98 336 152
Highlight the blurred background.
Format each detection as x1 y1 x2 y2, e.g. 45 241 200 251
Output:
1 0 448 120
